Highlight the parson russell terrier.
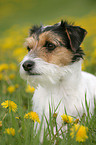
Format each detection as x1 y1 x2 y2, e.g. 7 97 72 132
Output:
20 20 96 124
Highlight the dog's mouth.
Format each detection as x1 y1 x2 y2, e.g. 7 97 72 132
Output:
27 71 41 76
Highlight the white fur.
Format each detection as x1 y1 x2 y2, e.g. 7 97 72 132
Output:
20 53 96 123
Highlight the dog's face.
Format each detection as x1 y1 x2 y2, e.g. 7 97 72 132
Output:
20 21 87 86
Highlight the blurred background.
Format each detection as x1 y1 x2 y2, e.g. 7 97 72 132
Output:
0 1 96 143
0 0 96 74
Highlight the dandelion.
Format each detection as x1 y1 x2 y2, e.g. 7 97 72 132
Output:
25 85 35 93
15 117 19 119
70 124 88 142
0 64 8 72
9 74 15 80
1 100 17 113
24 111 40 123
0 121 2 127
7 86 15 93
4 128 15 136
61 114 73 124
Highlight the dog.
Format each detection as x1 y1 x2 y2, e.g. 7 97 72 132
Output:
20 20 96 125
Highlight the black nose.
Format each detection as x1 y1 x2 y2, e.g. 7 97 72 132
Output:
22 60 35 71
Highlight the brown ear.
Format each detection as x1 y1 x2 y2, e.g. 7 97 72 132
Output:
60 21 87 52
65 26 87 52
65 28 75 52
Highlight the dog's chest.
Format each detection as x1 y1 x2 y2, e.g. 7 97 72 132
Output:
32 84 84 118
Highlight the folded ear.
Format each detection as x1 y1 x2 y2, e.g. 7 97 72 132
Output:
60 21 87 52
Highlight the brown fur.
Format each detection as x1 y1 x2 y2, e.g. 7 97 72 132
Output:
25 31 73 66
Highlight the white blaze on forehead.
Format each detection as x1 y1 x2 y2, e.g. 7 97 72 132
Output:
41 25 52 32
41 22 60 32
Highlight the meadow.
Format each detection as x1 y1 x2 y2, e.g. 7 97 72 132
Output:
0 0 96 144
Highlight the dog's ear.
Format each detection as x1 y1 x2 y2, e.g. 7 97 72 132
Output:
60 20 87 52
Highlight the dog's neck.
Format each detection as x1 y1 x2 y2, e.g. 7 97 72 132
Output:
62 60 82 88
40 60 82 92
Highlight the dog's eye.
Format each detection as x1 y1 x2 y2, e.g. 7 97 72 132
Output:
27 46 31 52
44 41 56 51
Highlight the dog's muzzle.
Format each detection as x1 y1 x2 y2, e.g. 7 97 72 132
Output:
22 60 40 76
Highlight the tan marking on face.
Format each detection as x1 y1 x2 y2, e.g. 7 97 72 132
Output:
25 34 38 49
26 31 73 66
37 46 73 66
38 31 63 46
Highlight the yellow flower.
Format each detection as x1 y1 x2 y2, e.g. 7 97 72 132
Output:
9 74 15 79
70 124 88 142
1 100 17 113
0 64 8 72
24 111 40 123
7 86 15 93
0 121 2 127
4 128 15 136
0 73 3 80
25 85 35 93
15 117 19 119
61 114 73 124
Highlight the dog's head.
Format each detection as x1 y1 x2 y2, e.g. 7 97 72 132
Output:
20 21 87 86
